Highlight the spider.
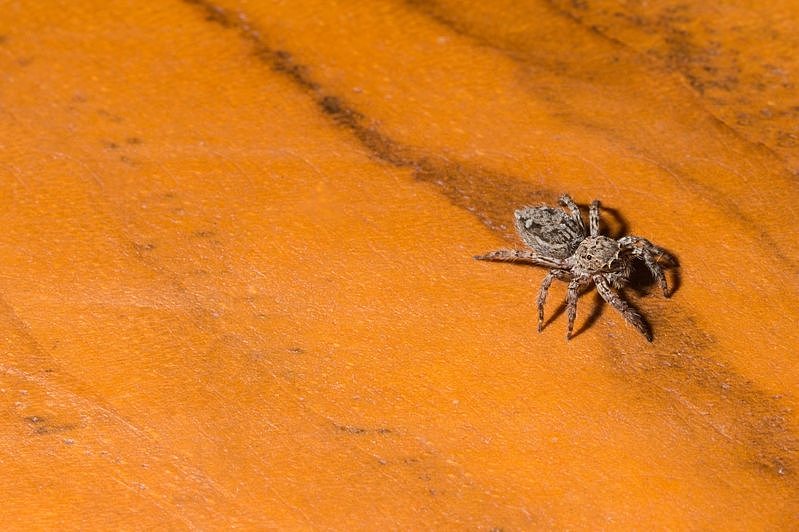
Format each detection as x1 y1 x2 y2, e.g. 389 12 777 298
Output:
475 193 675 341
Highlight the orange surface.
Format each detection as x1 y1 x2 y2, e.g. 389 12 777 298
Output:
1 0 798 528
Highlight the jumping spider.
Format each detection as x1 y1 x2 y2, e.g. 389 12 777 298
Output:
475 193 675 341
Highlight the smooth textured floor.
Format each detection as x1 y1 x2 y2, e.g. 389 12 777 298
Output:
1 0 798 528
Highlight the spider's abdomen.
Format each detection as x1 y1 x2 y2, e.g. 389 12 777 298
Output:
514 206 585 259
573 236 621 272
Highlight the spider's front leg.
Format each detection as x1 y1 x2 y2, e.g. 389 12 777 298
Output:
565 278 587 340
594 275 652 341
536 269 571 333
618 236 674 297
473 249 567 269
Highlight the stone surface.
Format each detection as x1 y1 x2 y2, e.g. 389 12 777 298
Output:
0 0 797 528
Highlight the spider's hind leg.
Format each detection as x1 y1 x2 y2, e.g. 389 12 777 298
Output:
536 270 570 333
589 200 601 236
559 193 587 234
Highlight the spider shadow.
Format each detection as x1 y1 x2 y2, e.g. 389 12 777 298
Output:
625 248 682 297
541 285 654 340
542 287 606 338
594 204 628 240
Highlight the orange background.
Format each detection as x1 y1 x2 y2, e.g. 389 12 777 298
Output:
1 0 798 528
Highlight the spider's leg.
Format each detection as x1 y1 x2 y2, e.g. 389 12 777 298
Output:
640 249 670 297
536 270 570 332
565 278 584 340
474 249 566 269
536 272 556 332
589 200 601 236
617 236 674 262
558 194 587 235
618 236 673 297
594 276 653 341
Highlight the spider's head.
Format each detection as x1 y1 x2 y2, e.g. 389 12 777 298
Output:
572 236 625 274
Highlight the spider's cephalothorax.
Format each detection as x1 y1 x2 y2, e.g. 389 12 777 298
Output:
475 194 675 341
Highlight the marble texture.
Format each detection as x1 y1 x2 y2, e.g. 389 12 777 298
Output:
0 0 797 528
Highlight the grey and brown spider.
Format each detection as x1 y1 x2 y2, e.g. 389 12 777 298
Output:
475 193 675 341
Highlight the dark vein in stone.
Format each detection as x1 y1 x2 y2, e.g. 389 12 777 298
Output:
182 0 553 243
539 0 798 170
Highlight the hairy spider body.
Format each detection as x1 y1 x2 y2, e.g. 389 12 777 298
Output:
475 194 674 341
515 206 584 259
